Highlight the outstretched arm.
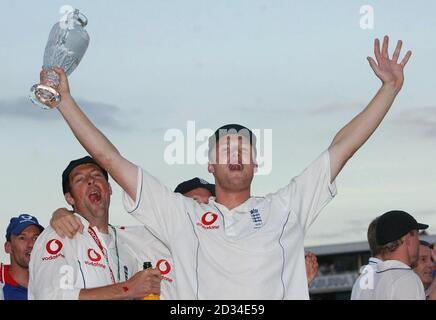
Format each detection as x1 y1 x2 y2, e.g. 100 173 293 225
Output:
46 67 138 200
328 36 412 182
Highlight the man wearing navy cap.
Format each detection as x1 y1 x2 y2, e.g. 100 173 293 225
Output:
0 214 44 300
174 177 215 204
28 156 163 300
369 210 429 299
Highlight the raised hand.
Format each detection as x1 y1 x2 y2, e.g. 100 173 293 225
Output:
367 35 412 92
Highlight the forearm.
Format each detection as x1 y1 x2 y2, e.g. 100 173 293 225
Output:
79 282 130 300
331 84 398 154
57 94 138 199
328 84 398 180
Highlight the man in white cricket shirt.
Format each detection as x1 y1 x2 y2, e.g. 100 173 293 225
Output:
39 36 411 299
28 157 161 299
370 210 428 300
48 176 218 299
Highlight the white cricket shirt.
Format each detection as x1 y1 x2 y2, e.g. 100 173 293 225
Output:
115 225 177 299
124 150 336 299
371 260 425 300
29 214 140 299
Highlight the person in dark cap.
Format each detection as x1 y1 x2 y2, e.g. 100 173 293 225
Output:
369 210 429 299
1 214 44 300
174 177 215 204
28 156 162 300
42 37 413 299
48 175 216 297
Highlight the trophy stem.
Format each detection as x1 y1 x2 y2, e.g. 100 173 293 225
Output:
29 69 61 109
30 84 61 109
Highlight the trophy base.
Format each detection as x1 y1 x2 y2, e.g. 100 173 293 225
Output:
30 84 61 109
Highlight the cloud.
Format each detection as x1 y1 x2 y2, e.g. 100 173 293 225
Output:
393 106 436 138
0 97 134 130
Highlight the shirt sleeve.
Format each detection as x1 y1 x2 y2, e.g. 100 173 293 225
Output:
392 273 426 300
122 166 188 248
268 150 337 234
28 230 81 300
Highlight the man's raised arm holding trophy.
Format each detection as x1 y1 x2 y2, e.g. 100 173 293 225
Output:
27 7 163 301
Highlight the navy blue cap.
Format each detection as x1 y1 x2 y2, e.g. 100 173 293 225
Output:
174 177 215 196
62 156 109 194
375 210 428 246
6 214 44 241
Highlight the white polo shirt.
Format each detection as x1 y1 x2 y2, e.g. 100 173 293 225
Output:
370 260 425 300
28 214 155 300
350 257 382 300
123 150 336 299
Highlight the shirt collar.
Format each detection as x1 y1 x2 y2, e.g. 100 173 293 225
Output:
377 259 411 272
208 197 253 214
2 265 21 287
368 257 383 265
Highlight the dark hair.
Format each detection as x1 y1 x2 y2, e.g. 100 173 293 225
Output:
367 218 382 256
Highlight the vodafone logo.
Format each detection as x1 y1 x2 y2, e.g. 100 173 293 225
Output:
46 239 63 255
197 212 219 230
42 239 65 261
201 212 218 225
85 248 105 269
87 249 102 262
156 259 173 283
156 259 171 275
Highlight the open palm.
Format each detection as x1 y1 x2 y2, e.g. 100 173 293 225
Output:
367 36 412 91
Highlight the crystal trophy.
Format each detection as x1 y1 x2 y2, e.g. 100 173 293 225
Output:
30 9 89 109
